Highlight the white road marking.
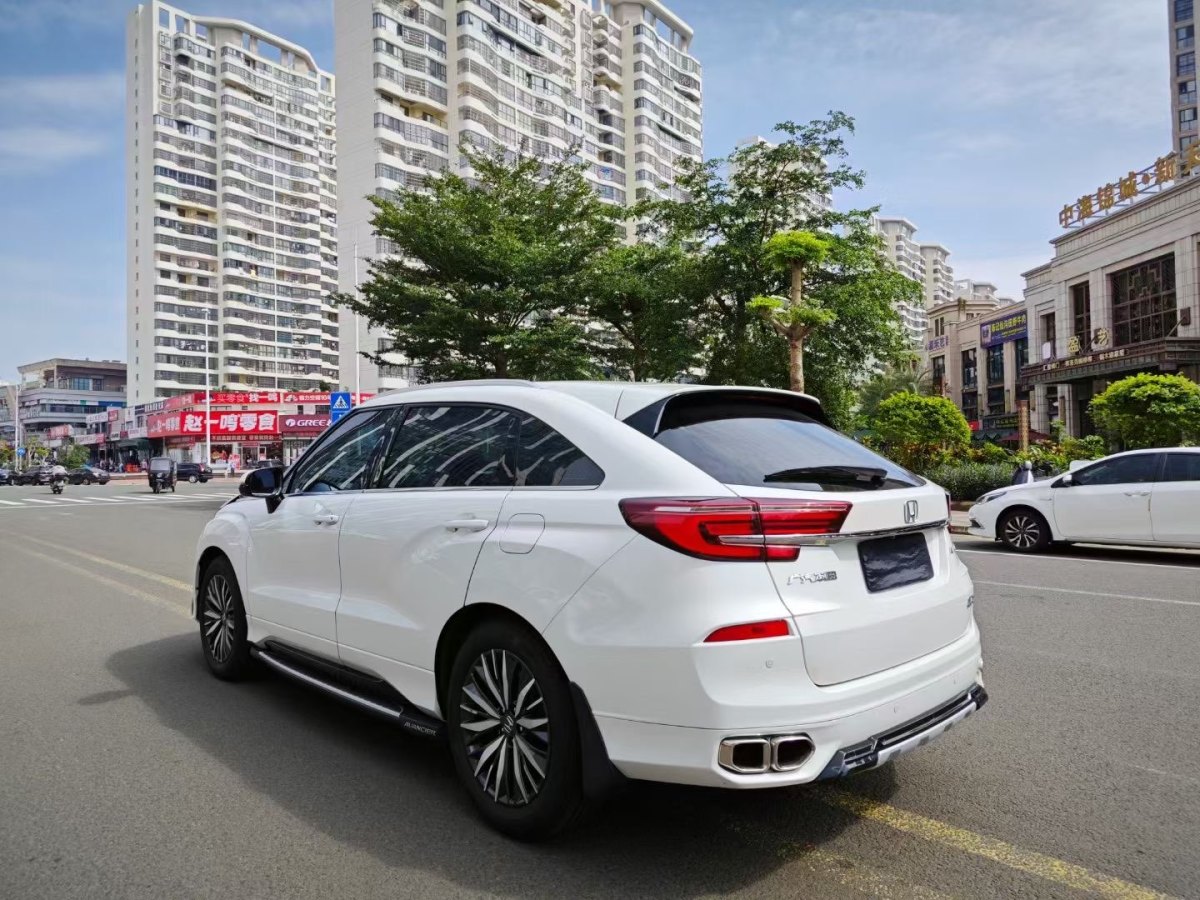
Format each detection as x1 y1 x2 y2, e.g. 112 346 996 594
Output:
21 498 59 505
0 499 21 506
956 547 1200 570
975 580 1200 608
52 497 91 503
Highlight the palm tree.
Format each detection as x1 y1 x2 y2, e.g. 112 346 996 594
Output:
856 365 934 422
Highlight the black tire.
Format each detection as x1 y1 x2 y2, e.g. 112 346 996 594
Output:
446 620 584 840
188 474 198 484
198 556 253 680
999 508 1051 553
152 483 160 494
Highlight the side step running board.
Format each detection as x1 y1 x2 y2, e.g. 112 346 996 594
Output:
251 646 445 740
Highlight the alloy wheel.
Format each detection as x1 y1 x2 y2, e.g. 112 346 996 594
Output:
203 574 237 663
458 649 550 807
1003 514 1041 550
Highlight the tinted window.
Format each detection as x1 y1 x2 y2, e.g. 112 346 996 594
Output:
1163 453 1200 482
515 414 604 487
289 410 392 493
1072 454 1160 487
651 399 919 492
379 405 518 488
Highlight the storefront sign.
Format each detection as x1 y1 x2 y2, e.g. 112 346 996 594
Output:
926 335 949 353
149 411 279 438
281 415 331 434
1059 147 1200 229
48 424 74 439
85 411 109 425
980 310 1027 348
125 426 148 440
982 413 1018 430
1040 347 1127 373
77 433 105 446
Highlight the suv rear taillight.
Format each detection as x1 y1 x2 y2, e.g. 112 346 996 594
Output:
618 497 851 562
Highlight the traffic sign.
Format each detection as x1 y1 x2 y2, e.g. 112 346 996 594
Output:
16 447 25 457
329 391 352 424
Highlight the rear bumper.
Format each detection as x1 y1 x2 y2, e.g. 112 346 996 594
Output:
592 627 984 788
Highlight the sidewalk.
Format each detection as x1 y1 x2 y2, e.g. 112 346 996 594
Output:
950 510 972 535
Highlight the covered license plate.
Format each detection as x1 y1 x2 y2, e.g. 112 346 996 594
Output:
858 532 934 593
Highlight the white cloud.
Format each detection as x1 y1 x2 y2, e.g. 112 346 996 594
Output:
0 126 109 172
0 73 123 115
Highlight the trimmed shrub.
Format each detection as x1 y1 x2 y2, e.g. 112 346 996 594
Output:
923 462 1014 502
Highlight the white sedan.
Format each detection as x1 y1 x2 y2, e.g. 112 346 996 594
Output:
967 448 1200 552
193 380 984 838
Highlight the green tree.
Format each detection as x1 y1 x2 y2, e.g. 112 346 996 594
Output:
854 364 933 425
873 392 972 470
749 231 834 393
638 115 913 418
58 443 91 468
1089 373 1200 448
583 243 706 381
340 148 623 382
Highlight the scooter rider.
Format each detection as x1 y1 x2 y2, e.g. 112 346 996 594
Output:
49 462 69 492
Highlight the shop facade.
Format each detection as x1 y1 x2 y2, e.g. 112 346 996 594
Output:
1021 173 1200 436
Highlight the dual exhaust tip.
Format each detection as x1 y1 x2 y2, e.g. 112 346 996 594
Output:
718 735 814 774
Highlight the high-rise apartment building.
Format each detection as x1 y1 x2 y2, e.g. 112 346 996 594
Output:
126 2 338 406
920 243 955 308
874 217 930 347
1172 0 1197 159
335 0 703 393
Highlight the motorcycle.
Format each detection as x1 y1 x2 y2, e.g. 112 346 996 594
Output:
50 474 65 495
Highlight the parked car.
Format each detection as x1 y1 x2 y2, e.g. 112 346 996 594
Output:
13 465 54 486
68 465 110 485
0 467 11 485
193 381 985 839
968 447 1200 552
176 462 213 484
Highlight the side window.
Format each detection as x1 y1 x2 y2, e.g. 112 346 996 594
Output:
515 414 604 487
1163 453 1200 482
378 405 518 488
1073 454 1159 487
288 410 392 493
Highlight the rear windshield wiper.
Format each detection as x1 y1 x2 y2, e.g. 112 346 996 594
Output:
763 465 888 487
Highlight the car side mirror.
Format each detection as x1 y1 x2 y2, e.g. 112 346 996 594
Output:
1053 473 1073 488
240 466 283 509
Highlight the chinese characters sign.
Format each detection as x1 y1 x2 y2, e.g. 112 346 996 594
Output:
148 411 279 438
980 310 1027 348
1059 148 1200 229
926 335 950 353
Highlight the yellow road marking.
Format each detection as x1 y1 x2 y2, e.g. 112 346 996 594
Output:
819 788 1175 900
8 544 190 620
9 533 193 594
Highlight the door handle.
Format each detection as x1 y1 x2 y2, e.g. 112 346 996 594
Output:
445 518 489 532
1123 490 1150 497
313 513 340 526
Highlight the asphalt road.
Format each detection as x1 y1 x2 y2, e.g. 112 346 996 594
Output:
0 480 1197 899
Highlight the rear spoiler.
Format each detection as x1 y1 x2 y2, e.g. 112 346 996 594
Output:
622 389 832 438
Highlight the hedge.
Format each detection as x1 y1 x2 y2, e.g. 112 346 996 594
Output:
922 462 1014 502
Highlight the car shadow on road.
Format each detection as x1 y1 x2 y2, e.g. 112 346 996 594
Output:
107 634 894 898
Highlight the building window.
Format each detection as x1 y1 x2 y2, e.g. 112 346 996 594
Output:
1180 51 1196 76
961 348 978 389
931 355 946 394
934 317 945 337
1070 282 1091 352
1176 0 1193 22
986 344 1004 386
1181 107 1198 132
1183 134 1200 154
987 386 1006 417
1111 254 1177 347
1012 338 1028 369
960 389 979 423
1040 312 1056 360
1181 78 1198 105
1046 386 1060 422
1180 24 1196 49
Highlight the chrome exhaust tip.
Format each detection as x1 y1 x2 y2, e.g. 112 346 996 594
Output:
771 735 814 771
717 737 771 774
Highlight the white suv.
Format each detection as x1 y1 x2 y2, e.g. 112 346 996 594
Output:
193 381 985 838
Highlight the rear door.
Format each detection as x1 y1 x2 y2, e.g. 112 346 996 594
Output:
1051 453 1160 542
1151 452 1200 546
644 393 969 686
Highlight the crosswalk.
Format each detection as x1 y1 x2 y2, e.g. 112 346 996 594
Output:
0 491 237 511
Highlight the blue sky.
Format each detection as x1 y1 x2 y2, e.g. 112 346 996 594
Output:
0 0 1169 375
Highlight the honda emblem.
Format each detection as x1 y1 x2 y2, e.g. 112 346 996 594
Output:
904 500 919 525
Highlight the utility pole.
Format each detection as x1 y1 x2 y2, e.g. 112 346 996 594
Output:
353 238 361 400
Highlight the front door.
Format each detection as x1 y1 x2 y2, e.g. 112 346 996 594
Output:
1152 452 1200 545
1051 452 1161 543
336 404 519 711
244 409 394 659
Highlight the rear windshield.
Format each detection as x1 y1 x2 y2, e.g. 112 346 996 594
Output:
649 398 920 492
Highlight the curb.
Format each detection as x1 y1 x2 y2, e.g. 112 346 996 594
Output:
949 525 971 535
